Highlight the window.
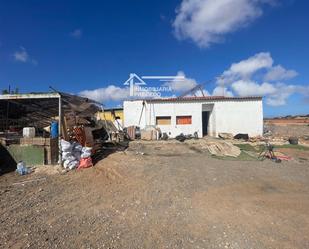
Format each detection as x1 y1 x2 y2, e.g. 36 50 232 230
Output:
176 116 192 125
156 116 171 125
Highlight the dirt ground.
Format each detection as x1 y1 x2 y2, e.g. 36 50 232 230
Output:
264 123 309 139
1 140 309 249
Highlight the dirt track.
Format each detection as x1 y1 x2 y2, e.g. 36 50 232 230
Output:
1 141 309 249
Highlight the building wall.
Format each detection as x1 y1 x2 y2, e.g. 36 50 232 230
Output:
213 100 263 137
123 100 145 127
124 100 203 137
124 99 263 138
149 102 203 137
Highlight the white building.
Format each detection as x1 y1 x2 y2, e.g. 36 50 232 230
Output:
124 96 263 138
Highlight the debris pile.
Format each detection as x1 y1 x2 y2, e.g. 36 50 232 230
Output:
175 132 198 142
205 140 241 157
61 139 93 170
218 133 234 140
140 126 161 140
234 133 249 140
188 138 241 157
288 137 298 145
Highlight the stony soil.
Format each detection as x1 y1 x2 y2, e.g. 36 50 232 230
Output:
264 123 309 139
1 140 309 249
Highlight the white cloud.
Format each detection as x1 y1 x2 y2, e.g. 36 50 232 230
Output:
215 52 308 106
231 80 276 96
79 57 307 107
173 0 276 47
229 79 302 106
218 52 273 85
164 71 229 97
80 72 210 103
13 47 37 64
266 91 291 106
264 84 302 106
70 29 82 39
163 71 198 92
14 47 28 62
195 89 210 97
227 52 273 78
264 65 298 81
212 86 234 97
79 85 129 102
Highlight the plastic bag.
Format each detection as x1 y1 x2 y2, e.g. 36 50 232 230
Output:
73 142 83 152
68 160 79 170
63 160 70 169
78 157 93 169
62 151 73 160
63 159 79 169
73 151 81 160
81 152 91 158
81 147 92 158
61 142 91 170
71 142 82 160
82 147 92 153
16 161 31 175
63 155 76 162
61 139 72 152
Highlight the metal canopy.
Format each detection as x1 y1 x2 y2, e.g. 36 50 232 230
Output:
0 92 102 165
0 92 60 100
0 92 101 130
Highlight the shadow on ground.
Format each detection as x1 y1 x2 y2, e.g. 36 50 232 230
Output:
0 144 16 175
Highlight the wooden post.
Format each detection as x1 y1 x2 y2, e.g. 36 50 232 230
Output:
58 95 62 165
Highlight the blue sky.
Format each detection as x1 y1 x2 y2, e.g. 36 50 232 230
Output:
0 0 308 117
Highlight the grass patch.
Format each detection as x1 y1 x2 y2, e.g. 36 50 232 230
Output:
211 151 258 161
212 143 309 161
275 144 309 151
234 143 263 153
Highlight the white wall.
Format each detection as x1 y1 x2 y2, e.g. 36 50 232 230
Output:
124 100 146 127
214 100 263 137
149 102 203 137
124 100 204 137
124 99 263 138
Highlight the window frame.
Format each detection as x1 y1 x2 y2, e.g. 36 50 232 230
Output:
156 116 172 125
176 115 192 125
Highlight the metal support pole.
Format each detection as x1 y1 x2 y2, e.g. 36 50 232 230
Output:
58 95 62 165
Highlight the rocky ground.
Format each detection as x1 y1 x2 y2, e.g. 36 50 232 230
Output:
264 123 309 140
1 140 309 249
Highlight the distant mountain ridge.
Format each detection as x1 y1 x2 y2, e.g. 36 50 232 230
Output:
265 114 309 120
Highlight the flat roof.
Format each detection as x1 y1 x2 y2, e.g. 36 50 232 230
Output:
126 96 262 103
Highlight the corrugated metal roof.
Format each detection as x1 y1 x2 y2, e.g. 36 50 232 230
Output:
131 96 262 103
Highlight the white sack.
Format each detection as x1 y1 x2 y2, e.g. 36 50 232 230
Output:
61 139 72 152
